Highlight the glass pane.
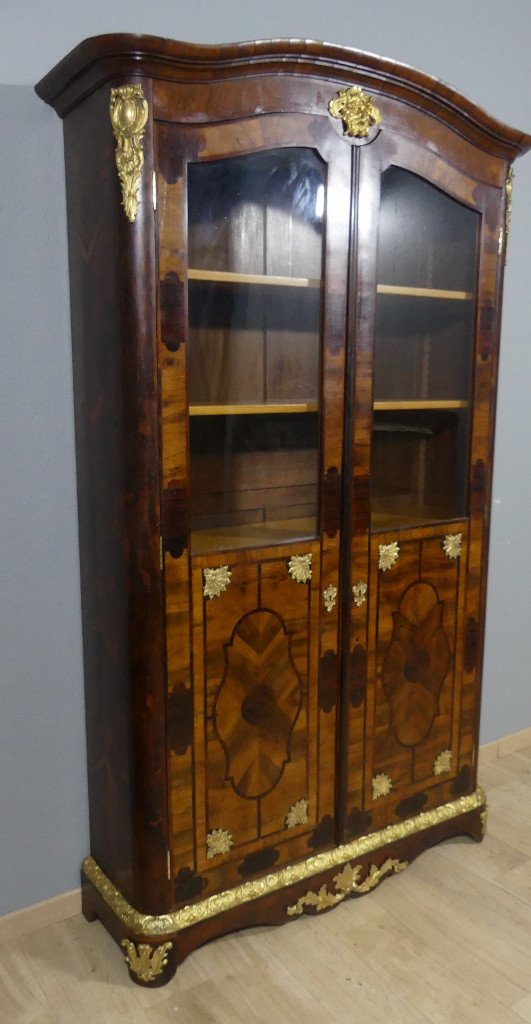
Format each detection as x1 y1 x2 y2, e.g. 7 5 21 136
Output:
187 149 325 553
371 167 479 530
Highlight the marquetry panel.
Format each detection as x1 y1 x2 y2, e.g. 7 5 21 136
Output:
362 523 468 829
214 608 303 800
186 542 329 892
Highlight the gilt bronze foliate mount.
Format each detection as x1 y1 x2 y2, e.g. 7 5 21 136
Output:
329 85 382 139
109 84 148 222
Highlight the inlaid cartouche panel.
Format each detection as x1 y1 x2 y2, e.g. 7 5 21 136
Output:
187 543 335 894
363 523 469 829
213 608 303 799
382 581 451 747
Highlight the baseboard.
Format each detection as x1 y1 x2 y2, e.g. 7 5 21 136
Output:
0 888 81 943
479 726 531 764
2 726 530 944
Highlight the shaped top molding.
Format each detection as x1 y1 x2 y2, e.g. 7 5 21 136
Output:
35 33 531 160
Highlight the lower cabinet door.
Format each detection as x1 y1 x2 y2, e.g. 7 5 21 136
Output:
168 540 338 902
363 522 474 831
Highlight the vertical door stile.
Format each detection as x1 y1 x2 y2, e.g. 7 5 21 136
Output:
317 132 354 838
339 141 382 841
461 182 506 782
156 127 197 902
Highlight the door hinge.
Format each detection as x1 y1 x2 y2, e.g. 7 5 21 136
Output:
152 171 157 211
498 226 504 256
167 851 171 881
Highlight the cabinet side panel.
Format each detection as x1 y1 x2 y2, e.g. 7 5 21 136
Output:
64 93 133 903
63 81 169 913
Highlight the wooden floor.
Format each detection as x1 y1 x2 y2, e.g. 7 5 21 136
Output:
2 747 531 1023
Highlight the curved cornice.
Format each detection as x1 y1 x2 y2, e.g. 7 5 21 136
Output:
35 34 531 160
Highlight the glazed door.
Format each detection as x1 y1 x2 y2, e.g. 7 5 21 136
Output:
344 125 502 838
156 115 351 902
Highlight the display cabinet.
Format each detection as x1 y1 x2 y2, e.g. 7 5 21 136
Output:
36 34 530 985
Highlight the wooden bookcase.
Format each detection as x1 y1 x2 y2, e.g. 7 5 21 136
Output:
36 35 530 986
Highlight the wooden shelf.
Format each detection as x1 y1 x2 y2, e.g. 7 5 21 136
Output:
371 507 463 532
189 402 318 416
189 272 474 300
190 400 466 416
377 284 474 300
192 508 464 547
188 268 321 289
191 516 317 554
373 399 469 411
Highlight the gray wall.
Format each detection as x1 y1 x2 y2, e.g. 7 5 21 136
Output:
1 0 530 916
